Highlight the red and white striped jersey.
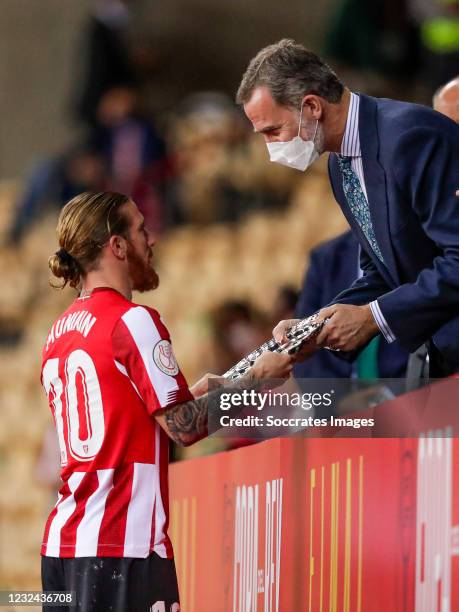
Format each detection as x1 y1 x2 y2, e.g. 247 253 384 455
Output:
40 287 192 558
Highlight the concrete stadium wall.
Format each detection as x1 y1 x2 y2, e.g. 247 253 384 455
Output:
0 0 335 180
0 1 91 179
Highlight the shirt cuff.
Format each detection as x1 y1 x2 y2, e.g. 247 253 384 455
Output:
370 300 396 343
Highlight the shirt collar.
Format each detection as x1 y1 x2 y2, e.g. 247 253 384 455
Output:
340 92 361 157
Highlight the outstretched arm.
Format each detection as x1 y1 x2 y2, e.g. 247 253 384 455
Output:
155 351 293 446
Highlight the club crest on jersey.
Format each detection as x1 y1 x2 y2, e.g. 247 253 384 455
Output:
153 340 179 376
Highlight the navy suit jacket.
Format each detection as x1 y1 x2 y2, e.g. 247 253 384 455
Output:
328 94 459 371
294 231 409 379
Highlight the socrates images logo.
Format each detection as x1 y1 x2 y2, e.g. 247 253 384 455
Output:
153 340 179 376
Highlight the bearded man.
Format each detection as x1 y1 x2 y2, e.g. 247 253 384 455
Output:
40 191 292 611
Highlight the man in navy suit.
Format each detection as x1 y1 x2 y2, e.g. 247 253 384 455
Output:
294 231 409 379
237 39 459 375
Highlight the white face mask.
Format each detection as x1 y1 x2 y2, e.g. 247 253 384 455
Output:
266 102 320 171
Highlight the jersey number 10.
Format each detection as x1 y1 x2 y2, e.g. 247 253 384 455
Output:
42 349 105 465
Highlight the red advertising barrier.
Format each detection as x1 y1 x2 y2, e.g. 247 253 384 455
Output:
169 380 459 611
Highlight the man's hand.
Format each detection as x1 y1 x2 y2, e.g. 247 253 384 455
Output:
190 373 224 398
272 318 299 344
315 303 379 351
251 351 293 380
272 318 318 361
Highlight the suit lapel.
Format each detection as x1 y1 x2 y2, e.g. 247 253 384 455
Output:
358 94 401 285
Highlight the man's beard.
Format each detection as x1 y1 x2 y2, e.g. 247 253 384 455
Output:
305 119 325 155
314 122 325 155
127 242 159 293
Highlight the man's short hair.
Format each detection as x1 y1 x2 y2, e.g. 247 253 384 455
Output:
236 39 344 108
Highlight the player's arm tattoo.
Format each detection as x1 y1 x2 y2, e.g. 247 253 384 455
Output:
164 397 208 445
164 373 260 446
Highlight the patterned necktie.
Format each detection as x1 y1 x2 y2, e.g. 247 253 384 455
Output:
337 155 384 262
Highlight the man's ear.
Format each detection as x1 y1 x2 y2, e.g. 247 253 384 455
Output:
109 234 127 260
302 95 323 121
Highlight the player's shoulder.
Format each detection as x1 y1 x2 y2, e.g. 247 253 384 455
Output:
79 289 162 327
115 301 170 341
121 301 162 324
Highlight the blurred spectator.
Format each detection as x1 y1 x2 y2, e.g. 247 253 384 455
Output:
6 145 105 244
165 92 299 226
91 86 167 232
270 286 299 326
294 231 410 379
6 86 167 244
433 75 459 121
73 0 138 127
208 300 268 376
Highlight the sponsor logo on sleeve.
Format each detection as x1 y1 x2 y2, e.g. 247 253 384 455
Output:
153 340 179 376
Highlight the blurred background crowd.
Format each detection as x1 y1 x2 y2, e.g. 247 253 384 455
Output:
0 0 458 592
